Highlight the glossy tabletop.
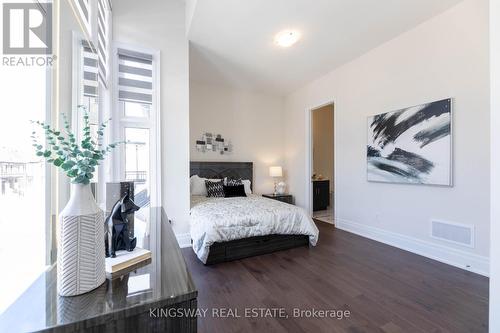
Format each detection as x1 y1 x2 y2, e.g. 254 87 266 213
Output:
0 207 197 333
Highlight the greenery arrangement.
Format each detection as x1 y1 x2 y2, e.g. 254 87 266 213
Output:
31 106 121 185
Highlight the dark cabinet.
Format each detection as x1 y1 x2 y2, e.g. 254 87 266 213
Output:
313 180 330 211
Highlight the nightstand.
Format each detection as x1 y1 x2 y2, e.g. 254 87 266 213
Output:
262 193 294 205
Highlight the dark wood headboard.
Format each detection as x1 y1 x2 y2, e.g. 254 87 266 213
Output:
190 161 253 190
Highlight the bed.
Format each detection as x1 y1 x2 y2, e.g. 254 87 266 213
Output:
190 161 319 264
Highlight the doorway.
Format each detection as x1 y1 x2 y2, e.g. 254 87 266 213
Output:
310 103 334 224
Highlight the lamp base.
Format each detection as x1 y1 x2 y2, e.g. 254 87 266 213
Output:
276 181 287 195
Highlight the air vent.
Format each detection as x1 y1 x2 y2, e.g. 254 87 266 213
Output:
431 220 474 248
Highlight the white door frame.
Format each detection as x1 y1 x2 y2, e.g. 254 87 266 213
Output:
489 0 500 329
305 100 336 222
111 42 162 208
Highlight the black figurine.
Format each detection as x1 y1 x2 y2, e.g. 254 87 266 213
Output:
105 193 140 258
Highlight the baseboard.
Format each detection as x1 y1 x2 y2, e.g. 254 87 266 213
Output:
175 233 191 248
335 218 489 277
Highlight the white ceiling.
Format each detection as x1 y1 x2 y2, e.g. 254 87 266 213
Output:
188 0 463 96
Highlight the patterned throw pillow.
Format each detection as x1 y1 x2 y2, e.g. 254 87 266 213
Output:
226 178 243 186
205 180 225 197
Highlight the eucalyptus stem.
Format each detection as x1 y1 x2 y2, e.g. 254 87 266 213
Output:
31 106 121 185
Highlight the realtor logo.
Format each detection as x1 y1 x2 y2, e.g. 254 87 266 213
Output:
3 2 52 54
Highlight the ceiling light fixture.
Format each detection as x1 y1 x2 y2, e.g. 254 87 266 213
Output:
274 30 301 48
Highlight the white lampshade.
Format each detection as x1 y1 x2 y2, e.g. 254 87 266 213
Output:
269 166 283 178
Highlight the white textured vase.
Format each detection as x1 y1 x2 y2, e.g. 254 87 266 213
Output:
58 184 105 296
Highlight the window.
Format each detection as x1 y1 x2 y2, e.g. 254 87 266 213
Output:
97 0 110 86
117 48 153 105
75 40 100 182
72 0 92 36
0 56 49 314
114 46 160 208
125 128 150 206
124 102 150 118
82 41 98 100
71 1 113 205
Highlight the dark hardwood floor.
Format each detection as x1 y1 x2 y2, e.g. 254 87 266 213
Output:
181 221 489 333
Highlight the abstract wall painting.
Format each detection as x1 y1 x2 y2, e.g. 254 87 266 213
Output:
367 98 452 186
196 132 232 154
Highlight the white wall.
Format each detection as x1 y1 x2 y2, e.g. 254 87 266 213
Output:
190 81 285 194
113 0 190 234
490 0 500 329
284 0 490 272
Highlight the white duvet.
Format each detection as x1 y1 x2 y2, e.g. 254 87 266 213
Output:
190 194 319 263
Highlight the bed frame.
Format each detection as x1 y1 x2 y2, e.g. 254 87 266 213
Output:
190 161 310 265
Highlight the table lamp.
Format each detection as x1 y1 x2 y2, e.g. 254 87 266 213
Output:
269 166 283 195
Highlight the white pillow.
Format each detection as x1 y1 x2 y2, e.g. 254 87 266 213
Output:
242 179 252 195
190 175 222 196
190 175 206 196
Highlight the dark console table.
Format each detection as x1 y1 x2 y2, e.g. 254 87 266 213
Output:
0 207 197 333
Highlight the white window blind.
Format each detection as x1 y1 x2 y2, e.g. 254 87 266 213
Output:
82 41 98 98
97 0 109 86
117 48 153 104
74 0 91 27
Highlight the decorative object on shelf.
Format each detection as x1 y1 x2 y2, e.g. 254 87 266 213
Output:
196 132 232 154
106 181 135 235
276 181 287 195
105 192 140 258
269 166 283 195
367 98 452 186
30 106 121 296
